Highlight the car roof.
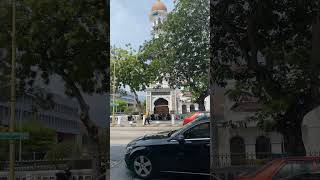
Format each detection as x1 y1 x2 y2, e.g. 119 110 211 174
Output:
274 156 320 161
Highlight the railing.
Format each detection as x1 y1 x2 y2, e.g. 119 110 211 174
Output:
0 159 92 171
0 169 93 180
212 152 290 168
212 152 320 180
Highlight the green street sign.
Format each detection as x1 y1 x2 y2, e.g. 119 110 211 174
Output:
0 132 29 140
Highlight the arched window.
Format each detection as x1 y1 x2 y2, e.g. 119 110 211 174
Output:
190 104 195 112
230 136 246 165
182 105 187 114
255 136 271 159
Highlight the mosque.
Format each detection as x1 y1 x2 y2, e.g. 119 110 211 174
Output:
145 0 210 117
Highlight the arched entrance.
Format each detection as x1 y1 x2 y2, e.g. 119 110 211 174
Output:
190 104 195 112
255 136 271 159
182 105 187 114
154 98 169 114
230 136 246 165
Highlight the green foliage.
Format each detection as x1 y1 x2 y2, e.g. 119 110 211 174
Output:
21 120 56 153
124 106 135 114
141 0 210 104
45 140 81 160
211 0 320 154
0 0 108 174
0 121 56 161
113 99 127 113
110 46 153 93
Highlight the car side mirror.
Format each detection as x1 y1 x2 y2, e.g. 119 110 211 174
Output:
177 134 185 144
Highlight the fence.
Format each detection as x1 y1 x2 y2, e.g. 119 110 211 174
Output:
0 169 93 180
0 159 92 171
109 115 141 124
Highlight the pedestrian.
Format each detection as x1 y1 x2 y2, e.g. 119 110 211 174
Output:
167 113 171 120
128 114 132 121
64 167 71 180
144 112 151 125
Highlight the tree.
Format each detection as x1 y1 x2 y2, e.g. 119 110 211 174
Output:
21 120 56 158
141 0 210 110
0 0 108 177
0 121 56 161
211 0 320 156
45 140 82 161
113 99 128 113
110 46 153 113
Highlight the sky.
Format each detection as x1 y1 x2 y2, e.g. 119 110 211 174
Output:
110 0 174 50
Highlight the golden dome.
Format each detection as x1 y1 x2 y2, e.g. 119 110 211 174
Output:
151 0 167 12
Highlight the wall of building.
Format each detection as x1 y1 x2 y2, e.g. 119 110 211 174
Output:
0 93 81 142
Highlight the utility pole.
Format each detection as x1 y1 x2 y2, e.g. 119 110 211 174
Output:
19 108 22 161
112 47 117 124
9 0 16 179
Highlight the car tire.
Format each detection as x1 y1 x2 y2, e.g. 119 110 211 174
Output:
131 153 157 179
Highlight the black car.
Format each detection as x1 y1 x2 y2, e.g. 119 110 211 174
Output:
125 119 210 179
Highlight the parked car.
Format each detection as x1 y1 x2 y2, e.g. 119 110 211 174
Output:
236 157 320 180
125 119 210 179
281 172 320 180
183 111 209 125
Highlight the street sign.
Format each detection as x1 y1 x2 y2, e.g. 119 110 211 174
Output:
0 132 29 140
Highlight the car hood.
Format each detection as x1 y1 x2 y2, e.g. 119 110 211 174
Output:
127 130 174 147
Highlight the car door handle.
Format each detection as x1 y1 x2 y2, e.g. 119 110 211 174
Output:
205 143 210 147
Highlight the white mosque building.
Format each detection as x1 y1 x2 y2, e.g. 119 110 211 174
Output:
145 0 210 116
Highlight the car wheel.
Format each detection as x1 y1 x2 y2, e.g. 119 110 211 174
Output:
131 154 155 179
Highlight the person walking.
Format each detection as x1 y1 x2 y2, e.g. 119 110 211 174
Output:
144 111 151 125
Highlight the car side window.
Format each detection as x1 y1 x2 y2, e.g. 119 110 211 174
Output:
273 161 313 180
184 122 210 139
292 161 313 174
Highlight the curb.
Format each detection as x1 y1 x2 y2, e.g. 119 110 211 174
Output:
110 123 183 128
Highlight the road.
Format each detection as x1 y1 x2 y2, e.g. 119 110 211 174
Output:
110 126 210 180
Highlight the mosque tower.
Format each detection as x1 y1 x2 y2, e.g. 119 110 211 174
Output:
149 0 168 38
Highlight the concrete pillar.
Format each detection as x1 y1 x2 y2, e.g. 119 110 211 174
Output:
117 116 121 125
171 114 175 125
142 115 146 125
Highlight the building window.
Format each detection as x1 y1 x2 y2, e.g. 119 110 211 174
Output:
190 104 195 112
255 136 271 159
182 105 187 114
230 136 246 165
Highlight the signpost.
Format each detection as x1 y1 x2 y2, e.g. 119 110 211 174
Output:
0 132 29 140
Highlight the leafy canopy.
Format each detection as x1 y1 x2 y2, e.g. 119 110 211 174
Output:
142 0 210 102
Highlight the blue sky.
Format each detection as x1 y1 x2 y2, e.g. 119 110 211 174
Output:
110 0 174 50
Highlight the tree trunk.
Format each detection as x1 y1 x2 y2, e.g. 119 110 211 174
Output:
282 124 306 156
281 100 319 156
197 99 206 111
132 90 143 113
60 73 102 179
312 13 320 64
196 91 209 111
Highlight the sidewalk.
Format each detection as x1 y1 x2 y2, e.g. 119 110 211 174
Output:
110 119 183 127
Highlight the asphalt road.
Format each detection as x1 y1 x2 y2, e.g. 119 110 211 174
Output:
110 126 210 180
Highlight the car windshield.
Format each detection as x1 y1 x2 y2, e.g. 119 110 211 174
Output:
167 130 177 137
170 119 204 138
